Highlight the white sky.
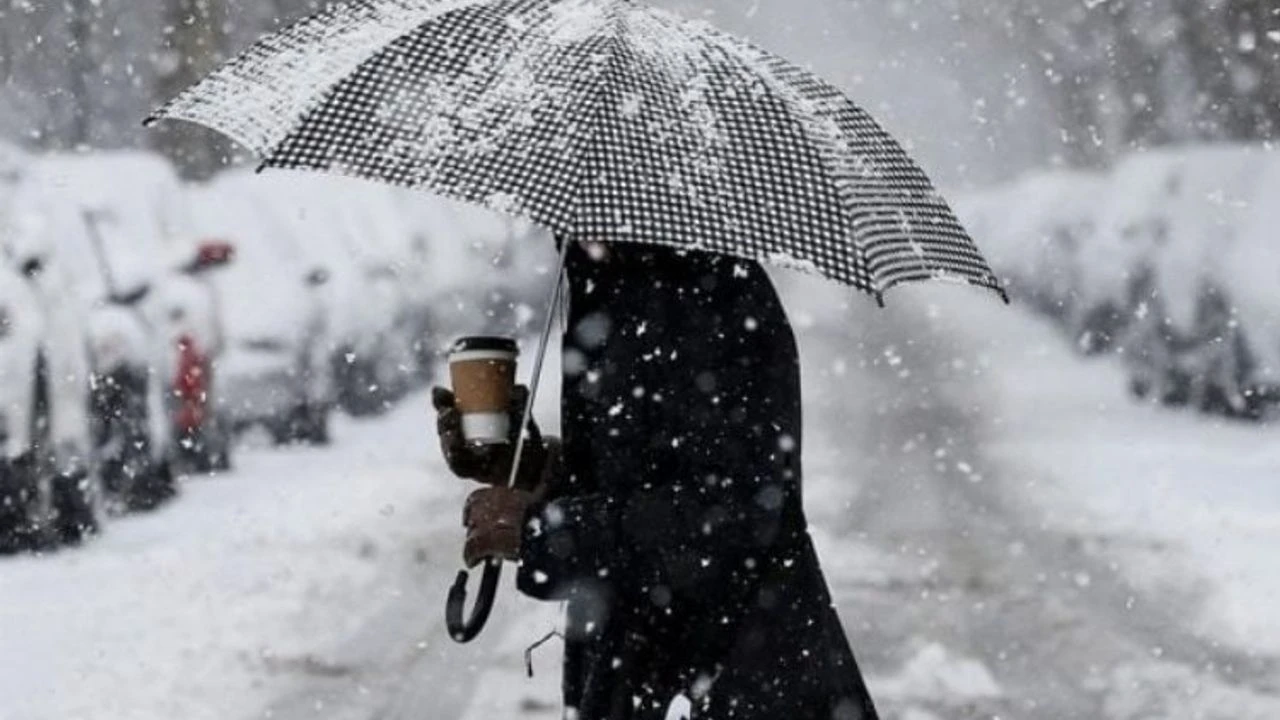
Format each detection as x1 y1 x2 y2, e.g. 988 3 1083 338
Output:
660 0 1055 189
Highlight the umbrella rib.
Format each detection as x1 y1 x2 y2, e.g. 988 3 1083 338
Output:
695 26 995 296
254 0 629 236
686 25 879 288
560 4 634 238
257 0 534 169
157 0 500 157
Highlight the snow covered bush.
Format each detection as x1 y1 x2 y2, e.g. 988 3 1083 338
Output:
959 144 1280 420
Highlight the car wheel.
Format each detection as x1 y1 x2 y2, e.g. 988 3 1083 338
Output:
93 365 167 512
53 471 104 545
194 433 233 473
268 420 293 447
209 436 233 472
0 491 28 553
15 354 61 552
211 415 235 471
0 453 59 553
127 459 177 512
169 436 198 476
335 350 385 417
280 404 331 446
0 463 24 552
305 405 331 446
177 422 234 475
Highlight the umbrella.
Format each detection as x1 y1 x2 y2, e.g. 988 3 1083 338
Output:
147 0 1008 642
148 0 1005 305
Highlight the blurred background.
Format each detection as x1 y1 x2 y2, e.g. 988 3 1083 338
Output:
0 2 1277 720
4 0 1278 181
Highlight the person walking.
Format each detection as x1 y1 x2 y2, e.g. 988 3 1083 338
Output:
155 5 1002 717
433 240 880 720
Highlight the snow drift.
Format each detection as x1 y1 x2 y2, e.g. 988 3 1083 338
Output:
958 144 1280 420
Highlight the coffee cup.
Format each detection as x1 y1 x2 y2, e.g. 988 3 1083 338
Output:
448 336 520 445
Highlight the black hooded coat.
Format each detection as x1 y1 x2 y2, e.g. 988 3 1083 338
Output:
516 242 879 720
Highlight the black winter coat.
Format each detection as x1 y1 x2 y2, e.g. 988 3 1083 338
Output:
517 242 879 720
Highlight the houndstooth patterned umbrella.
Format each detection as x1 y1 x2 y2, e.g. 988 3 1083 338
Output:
149 0 1006 306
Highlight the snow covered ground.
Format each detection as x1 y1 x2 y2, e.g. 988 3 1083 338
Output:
1 276 1275 720
0 401 467 720
976 300 1280 654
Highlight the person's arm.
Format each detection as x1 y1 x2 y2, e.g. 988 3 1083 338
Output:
517 490 623 601
516 417 798 606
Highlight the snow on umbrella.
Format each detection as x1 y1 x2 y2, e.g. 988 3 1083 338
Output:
147 0 1009 644
147 0 1005 307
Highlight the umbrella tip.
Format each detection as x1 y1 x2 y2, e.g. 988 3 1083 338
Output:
998 287 1011 305
874 291 886 309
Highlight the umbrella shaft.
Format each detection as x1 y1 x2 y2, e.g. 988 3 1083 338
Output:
505 237 570 489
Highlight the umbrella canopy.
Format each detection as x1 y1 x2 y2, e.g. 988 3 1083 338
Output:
149 0 1005 305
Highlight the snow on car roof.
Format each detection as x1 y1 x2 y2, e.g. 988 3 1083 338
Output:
970 169 1106 291
1210 147 1280 379
206 170 377 344
6 151 191 303
186 174 316 346
1156 146 1269 332
1074 150 1186 309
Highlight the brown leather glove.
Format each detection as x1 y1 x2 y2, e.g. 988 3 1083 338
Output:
458 441 564 567
432 385 548 490
462 486 537 568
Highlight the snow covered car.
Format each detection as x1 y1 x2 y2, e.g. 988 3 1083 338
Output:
153 256 236 471
321 184 423 415
187 176 335 445
1073 151 1185 362
1128 146 1269 417
1231 151 1280 418
0 257 100 551
244 173 418 417
8 152 234 506
394 193 551 360
989 172 1105 328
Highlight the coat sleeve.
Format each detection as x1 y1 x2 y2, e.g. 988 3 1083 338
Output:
516 492 623 601
516 393 800 606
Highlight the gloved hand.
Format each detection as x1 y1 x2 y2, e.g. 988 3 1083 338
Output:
432 384 548 490
459 442 563 567
462 486 537 568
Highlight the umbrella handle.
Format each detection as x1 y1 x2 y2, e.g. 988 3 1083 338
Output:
446 560 502 643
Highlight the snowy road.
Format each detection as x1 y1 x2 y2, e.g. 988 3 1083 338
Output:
801 289 1280 719
2 283 1277 720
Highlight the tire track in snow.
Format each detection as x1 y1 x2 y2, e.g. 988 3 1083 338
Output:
256 478 503 720
802 294 1280 719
